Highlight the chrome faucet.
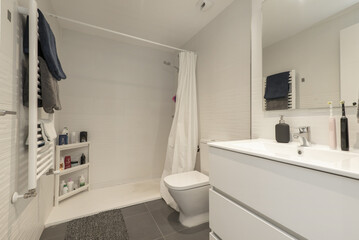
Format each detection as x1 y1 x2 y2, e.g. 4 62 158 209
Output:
292 126 311 147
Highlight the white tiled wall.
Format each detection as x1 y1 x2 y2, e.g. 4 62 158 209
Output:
183 0 251 142
1 0 61 239
57 29 177 189
251 0 359 148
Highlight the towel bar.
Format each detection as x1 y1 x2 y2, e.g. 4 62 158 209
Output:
0 110 17 116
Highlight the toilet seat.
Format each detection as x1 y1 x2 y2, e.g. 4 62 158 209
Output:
164 171 209 191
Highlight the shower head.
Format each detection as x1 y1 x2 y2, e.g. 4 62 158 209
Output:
163 61 179 72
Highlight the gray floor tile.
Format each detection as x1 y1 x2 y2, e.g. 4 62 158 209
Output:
145 199 169 212
164 223 210 240
40 236 65 240
122 203 148 218
40 223 67 240
150 206 186 236
124 212 162 240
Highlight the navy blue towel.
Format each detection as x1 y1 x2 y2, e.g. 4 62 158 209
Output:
24 9 66 80
264 72 290 100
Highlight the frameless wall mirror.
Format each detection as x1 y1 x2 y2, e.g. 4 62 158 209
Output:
262 0 359 111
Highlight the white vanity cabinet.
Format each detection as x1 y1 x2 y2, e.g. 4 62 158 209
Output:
209 145 359 240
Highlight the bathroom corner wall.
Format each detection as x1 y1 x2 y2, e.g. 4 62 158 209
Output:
183 0 252 142
57 29 177 189
0 0 62 239
251 0 359 147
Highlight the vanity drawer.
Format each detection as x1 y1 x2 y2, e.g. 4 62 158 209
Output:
209 189 296 240
209 147 359 239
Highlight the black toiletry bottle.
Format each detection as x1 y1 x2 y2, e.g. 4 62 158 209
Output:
80 153 86 165
275 115 290 143
340 101 349 151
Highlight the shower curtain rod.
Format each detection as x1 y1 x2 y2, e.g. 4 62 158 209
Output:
18 6 188 52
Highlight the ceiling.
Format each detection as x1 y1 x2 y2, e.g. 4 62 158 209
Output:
263 0 359 48
48 0 234 49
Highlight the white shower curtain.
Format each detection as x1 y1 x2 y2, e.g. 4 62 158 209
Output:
160 51 198 211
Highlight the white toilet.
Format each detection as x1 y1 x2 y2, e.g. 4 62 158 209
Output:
164 140 211 227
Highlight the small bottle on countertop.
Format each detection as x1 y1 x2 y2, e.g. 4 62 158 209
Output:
275 115 290 143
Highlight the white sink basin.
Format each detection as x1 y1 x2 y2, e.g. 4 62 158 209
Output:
209 139 359 179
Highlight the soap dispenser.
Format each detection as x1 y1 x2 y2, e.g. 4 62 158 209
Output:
275 115 290 143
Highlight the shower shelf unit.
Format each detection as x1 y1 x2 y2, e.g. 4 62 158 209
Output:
54 142 91 206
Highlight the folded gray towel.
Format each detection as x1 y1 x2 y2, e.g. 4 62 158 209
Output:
266 97 288 111
39 57 62 113
23 57 62 113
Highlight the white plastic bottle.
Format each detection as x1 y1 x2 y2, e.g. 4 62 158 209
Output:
79 175 86 187
60 180 66 195
67 178 74 191
63 184 69 194
328 101 337 150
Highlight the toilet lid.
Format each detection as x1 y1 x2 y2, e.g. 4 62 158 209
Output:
164 171 209 190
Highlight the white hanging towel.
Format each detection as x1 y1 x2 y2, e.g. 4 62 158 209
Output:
160 51 199 211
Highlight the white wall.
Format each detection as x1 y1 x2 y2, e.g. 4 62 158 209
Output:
1 0 61 239
183 0 251 142
58 29 177 189
252 0 359 148
263 5 359 109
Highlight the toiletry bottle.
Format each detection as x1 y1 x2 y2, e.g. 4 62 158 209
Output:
68 178 74 191
79 175 86 187
340 101 349 151
328 101 337 150
60 180 66 194
63 184 68 195
59 157 64 171
275 115 290 143
80 154 86 165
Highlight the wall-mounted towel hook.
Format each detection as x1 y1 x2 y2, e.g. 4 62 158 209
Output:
0 110 17 116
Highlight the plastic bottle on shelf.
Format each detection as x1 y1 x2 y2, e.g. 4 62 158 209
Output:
63 184 68 195
79 175 86 187
60 180 66 194
68 178 74 191
59 157 64 171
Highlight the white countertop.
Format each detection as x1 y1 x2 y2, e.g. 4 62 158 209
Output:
208 139 359 180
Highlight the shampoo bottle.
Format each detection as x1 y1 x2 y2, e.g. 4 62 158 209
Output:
79 175 86 187
340 101 349 151
328 101 337 150
67 178 74 191
60 180 66 194
62 184 68 195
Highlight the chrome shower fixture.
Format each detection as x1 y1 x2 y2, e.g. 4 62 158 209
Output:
163 61 179 72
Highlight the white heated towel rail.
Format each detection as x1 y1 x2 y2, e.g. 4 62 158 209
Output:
12 0 55 203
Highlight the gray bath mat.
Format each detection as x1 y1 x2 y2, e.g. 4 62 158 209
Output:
65 209 129 240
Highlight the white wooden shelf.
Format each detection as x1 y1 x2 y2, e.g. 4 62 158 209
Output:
57 142 90 151
54 142 91 206
58 184 90 202
59 163 90 176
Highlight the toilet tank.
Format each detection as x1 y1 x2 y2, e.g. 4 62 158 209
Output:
200 139 213 176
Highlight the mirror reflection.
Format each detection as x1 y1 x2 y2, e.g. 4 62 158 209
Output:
262 0 359 110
